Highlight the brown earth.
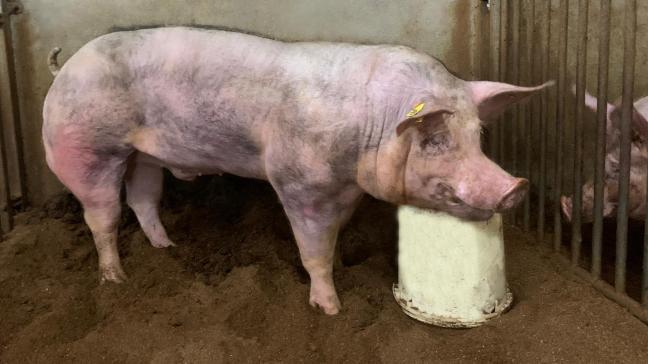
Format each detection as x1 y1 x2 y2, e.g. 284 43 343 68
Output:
1 176 647 363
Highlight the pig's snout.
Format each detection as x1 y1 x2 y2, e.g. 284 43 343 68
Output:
561 196 573 222
495 178 529 212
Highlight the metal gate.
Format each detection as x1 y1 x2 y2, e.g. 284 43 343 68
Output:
482 0 647 323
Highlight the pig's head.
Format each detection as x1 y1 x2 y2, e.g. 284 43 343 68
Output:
362 79 552 221
561 90 648 222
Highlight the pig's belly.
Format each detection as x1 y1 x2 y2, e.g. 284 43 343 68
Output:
129 127 267 181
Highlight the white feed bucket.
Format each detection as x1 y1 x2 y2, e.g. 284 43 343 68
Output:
393 206 513 328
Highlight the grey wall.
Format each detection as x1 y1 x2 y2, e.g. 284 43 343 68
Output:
1 0 480 205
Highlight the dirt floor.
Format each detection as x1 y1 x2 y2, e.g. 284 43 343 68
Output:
1 176 648 363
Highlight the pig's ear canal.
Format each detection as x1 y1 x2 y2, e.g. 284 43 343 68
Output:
470 80 554 122
396 106 453 137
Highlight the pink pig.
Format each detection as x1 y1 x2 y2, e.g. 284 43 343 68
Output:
561 89 648 222
43 27 550 314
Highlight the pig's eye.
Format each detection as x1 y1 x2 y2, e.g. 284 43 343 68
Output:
421 133 450 152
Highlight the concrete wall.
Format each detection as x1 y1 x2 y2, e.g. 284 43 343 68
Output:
1 0 480 205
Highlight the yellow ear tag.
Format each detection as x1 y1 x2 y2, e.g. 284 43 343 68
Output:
406 102 425 118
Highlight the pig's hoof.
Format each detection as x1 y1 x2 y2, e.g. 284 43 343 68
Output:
150 238 176 249
309 294 341 315
99 265 128 284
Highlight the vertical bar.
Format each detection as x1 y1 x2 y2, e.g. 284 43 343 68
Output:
537 0 551 242
482 2 492 81
615 0 636 294
511 0 521 226
511 0 520 171
517 0 528 226
1 0 27 204
0 107 14 235
498 0 507 166
553 0 569 252
592 0 611 278
490 0 501 161
523 0 535 232
571 0 588 266
644 166 648 304
472 0 483 80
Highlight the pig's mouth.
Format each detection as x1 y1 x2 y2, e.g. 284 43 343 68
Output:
459 208 496 221
421 180 529 221
442 199 496 221
439 178 528 221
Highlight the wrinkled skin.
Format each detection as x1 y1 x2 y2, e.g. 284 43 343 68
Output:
561 91 648 222
43 27 549 315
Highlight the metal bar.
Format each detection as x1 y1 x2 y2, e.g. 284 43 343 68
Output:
537 0 551 243
553 0 569 252
555 254 648 324
477 0 489 153
0 98 13 235
1 0 27 205
511 1 520 175
511 0 521 225
498 0 507 167
571 0 588 266
615 0 637 294
479 1 490 81
523 0 535 232
490 0 501 161
517 1 528 227
644 168 648 304
592 0 611 278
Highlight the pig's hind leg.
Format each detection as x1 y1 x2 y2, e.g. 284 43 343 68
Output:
125 158 175 248
46 142 130 283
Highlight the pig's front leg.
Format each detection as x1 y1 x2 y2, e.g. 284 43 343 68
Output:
274 184 363 315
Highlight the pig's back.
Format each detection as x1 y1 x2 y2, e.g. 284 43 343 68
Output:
44 27 412 179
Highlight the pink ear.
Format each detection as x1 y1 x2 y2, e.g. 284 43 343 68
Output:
572 85 615 118
470 80 554 122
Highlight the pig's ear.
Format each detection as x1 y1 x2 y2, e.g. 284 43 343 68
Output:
396 104 454 137
572 84 615 117
610 106 648 140
470 80 554 122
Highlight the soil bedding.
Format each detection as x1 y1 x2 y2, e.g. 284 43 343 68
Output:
1 176 647 363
